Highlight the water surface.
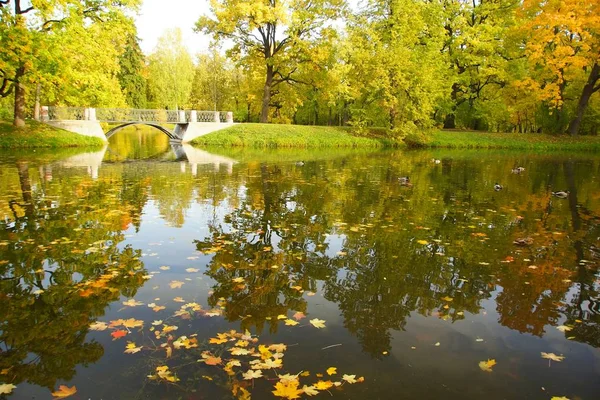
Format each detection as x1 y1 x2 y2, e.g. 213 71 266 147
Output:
1 129 599 399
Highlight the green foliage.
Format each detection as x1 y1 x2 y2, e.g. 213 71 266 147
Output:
118 35 147 109
146 29 194 110
0 0 141 125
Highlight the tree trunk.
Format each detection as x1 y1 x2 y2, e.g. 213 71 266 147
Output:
567 62 599 136
13 67 26 128
33 82 41 121
260 65 274 123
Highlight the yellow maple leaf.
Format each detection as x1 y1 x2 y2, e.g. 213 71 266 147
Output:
342 374 357 383
242 369 263 380
478 359 496 372
310 318 326 328
302 385 319 396
169 280 184 289
272 380 303 399
326 367 337 376
124 342 142 354
284 319 299 326
122 318 144 328
51 385 77 398
314 380 334 390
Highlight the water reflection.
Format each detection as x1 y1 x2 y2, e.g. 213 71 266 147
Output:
0 139 599 398
0 157 147 391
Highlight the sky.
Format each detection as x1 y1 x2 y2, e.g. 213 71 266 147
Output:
135 0 213 55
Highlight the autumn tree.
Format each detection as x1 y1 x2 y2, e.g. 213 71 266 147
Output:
520 0 600 135
0 0 140 127
146 29 194 110
196 0 346 123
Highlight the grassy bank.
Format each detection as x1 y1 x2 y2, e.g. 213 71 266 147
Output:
191 124 398 148
192 123 600 151
429 130 600 151
0 120 105 148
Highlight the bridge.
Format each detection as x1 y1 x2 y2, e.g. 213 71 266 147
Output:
41 107 234 143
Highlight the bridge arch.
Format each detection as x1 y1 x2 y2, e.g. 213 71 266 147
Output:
105 122 180 140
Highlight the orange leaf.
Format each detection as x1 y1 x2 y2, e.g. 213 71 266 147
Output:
51 385 77 398
111 329 127 340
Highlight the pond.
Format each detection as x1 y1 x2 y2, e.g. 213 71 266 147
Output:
0 128 599 399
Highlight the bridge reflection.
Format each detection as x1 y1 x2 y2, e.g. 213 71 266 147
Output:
51 144 237 179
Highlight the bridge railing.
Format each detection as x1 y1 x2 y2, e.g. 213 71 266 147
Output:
42 107 234 124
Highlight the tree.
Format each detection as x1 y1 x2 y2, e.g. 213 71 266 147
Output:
520 0 600 135
189 50 232 111
0 0 140 127
196 0 345 122
441 0 518 130
344 0 449 133
118 34 147 109
146 28 194 110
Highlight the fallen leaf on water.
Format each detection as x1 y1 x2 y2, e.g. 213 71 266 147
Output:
89 321 108 331
314 380 334 390
417 240 428 245
159 266 170 270
541 352 565 363
434 342 440 347
122 299 143 307
550 397 570 400
326 367 337 376
124 342 142 354
284 319 299 326
0 384 17 394
478 359 496 372
269 344 287 353
203 356 222 365
278 373 300 383
111 330 127 340
302 385 319 396
152 320 163 326
186 268 199 273
293 312 306 321
277 314 287 320
169 280 184 289
273 380 303 399
51 385 77 398
121 318 144 328
441 296 453 302
243 369 263 380
310 318 326 329
342 374 357 383
556 325 573 332
173 297 185 302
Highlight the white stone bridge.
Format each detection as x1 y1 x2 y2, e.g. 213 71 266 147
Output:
41 107 234 143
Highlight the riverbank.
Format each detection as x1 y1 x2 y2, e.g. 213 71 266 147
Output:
430 130 600 151
0 120 105 148
191 124 398 148
192 123 600 151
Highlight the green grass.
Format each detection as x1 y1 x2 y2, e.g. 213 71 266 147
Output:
192 124 600 152
0 120 105 148
191 124 399 148
428 130 600 151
